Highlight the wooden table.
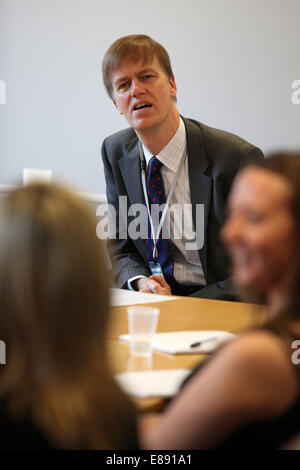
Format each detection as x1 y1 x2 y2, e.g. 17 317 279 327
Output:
107 296 265 410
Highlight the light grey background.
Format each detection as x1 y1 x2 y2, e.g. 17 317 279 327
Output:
0 0 299 193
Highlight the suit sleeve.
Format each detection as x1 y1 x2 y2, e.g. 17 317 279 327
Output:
101 139 151 288
190 278 238 301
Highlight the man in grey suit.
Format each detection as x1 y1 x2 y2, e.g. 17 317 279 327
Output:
101 34 263 300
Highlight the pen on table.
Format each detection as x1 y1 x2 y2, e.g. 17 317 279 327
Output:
190 336 219 348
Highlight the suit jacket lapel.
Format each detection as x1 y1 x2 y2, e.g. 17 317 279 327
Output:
118 135 148 257
118 135 145 207
183 117 212 281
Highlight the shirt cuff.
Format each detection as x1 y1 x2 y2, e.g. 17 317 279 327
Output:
127 275 147 291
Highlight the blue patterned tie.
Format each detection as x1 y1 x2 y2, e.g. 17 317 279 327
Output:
146 156 174 282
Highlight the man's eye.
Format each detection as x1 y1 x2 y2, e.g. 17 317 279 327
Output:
118 82 129 91
141 75 153 80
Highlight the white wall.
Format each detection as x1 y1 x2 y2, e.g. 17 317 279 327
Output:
0 0 299 193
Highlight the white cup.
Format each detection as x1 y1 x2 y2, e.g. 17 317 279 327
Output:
23 168 53 185
127 306 160 357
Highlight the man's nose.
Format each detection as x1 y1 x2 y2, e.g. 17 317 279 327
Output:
130 79 145 96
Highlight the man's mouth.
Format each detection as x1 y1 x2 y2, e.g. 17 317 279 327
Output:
133 104 152 111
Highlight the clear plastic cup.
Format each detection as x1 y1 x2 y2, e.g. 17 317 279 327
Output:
127 306 160 357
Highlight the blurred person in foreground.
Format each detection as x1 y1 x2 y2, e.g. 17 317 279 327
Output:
0 184 137 450
140 154 300 449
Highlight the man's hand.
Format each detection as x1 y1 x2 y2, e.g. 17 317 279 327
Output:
134 276 172 296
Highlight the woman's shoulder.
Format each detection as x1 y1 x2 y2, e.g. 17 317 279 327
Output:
227 328 296 366
223 328 296 380
220 328 299 417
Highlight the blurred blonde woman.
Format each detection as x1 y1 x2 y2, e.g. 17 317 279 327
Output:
141 154 300 449
0 184 137 449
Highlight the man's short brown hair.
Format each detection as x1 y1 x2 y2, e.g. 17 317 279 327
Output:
102 34 174 99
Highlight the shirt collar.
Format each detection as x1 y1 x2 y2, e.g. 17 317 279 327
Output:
142 117 187 173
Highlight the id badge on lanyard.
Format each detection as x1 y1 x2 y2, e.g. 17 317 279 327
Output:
139 141 186 278
148 261 164 276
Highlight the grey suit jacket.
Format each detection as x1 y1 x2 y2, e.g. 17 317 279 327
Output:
101 117 264 300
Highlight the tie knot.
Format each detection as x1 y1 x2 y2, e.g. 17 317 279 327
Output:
148 156 163 175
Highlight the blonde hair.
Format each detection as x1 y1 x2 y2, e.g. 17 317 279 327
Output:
0 184 136 449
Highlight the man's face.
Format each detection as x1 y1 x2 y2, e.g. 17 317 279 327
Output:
110 55 177 132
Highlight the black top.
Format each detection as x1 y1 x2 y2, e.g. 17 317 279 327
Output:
0 396 138 450
181 327 300 449
0 397 54 450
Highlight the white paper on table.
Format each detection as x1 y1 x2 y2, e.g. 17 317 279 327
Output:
119 330 237 354
115 369 191 398
110 287 177 307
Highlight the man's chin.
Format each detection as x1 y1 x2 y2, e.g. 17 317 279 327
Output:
132 122 155 132
128 115 158 132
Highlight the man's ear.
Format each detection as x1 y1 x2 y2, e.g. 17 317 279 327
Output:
169 75 177 99
113 99 123 115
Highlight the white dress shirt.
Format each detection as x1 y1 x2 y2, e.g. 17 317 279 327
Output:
128 117 206 289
